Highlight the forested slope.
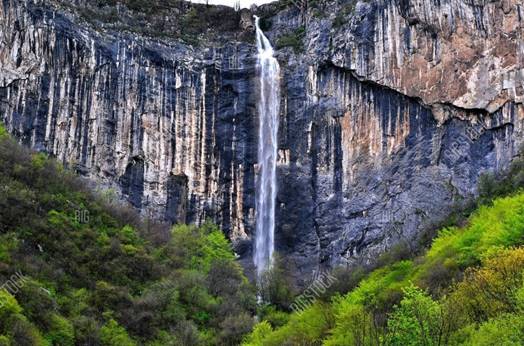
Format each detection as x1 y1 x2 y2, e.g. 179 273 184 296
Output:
0 124 256 345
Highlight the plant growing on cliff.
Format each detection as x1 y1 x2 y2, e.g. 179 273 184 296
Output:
276 26 306 53
61 0 241 42
478 150 524 206
332 0 358 28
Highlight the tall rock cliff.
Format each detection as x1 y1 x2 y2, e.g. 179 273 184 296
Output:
1 0 523 283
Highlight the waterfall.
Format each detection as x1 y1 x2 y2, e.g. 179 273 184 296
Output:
253 15 280 280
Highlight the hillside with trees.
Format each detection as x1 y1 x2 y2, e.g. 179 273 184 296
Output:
0 124 256 345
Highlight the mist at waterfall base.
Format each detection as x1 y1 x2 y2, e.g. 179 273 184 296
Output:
253 16 280 282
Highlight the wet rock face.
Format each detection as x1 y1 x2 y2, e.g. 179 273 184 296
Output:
1 0 523 284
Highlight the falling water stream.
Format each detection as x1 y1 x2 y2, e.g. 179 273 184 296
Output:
253 15 280 281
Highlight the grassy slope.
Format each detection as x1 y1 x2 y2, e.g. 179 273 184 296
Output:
0 125 256 345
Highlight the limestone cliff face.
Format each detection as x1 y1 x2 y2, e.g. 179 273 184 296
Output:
1 0 523 283
329 0 524 112
0 0 259 251
266 0 524 279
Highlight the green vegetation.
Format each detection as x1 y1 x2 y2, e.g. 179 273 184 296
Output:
276 26 306 53
258 256 296 310
333 1 358 28
243 150 524 345
1 118 524 346
478 156 524 205
0 124 256 345
93 0 182 14
259 17 273 32
57 0 241 43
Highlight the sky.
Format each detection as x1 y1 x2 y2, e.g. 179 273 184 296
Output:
188 0 277 8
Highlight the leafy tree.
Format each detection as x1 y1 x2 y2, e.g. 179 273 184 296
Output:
0 290 23 318
460 313 524 346
45 314 74 346
258 255 296 310
0 291 44 346
0 125 6 138
218 312 254 346
447 247 524 324
385 284 445 346
242 321 272 346
323 304 376 346
100 319 137 346
9 317 46 346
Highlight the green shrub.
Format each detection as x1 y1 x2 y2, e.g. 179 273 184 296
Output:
0 291 22 319
478 148 524 205
198 223 235 272
323 303 375 346
276 26 305 53
446 247 524 324
70 316 99 345
100 319 136 346
9 316 46 346
15 280 57 329
45 314 74 346
256 302 334 346
0 234 18 263
459 313 524 346
258 256 296 310
318 265 367 300
242 320 272 346
146 330 178 346
384 284 444 346
258 306 289 328
218 312 254 345
0 124 7 139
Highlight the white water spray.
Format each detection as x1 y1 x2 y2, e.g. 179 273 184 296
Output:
253 15 280 279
